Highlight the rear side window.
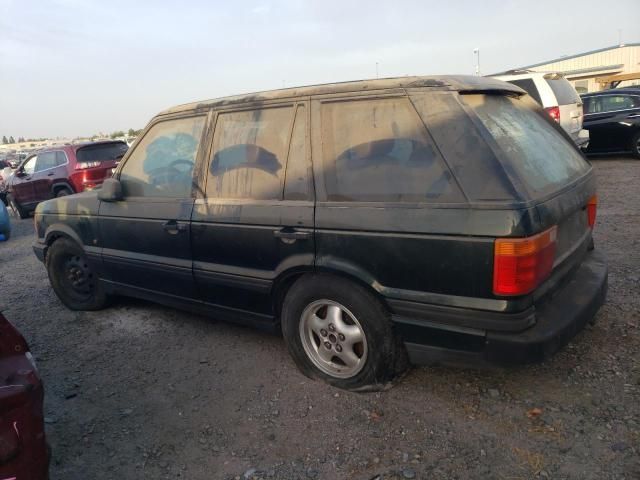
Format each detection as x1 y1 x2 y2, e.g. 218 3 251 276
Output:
206 106 294 200
120 116 206 198
462 94 590 194
508 79 542 105
545 77 580 105
77 142 128 163
320 97 463 203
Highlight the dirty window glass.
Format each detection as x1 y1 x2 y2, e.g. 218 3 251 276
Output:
462 94 589 194
545 78 580 105
207 106 293 200
120 116 205 198
284 106 310 201
320 97 462 202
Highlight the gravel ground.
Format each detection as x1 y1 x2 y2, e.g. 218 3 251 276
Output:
0 157 638 480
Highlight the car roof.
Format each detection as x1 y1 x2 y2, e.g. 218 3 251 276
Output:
31 140 127 155
159 75 524 115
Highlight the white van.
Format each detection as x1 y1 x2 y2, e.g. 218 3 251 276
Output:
492 70 589 149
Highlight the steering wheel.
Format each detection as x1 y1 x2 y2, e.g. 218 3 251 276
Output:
148 159 194 188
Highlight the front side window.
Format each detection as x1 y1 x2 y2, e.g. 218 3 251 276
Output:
119 116 206 198
22 156 37 175
320 97 462 203
206 106 294 200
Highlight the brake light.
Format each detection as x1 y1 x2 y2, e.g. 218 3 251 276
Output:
75 161 100 170
587 195 597 228
493 226 558 296
545 106 560 123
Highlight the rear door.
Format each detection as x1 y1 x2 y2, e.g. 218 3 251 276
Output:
31 151 67 201
191 102 315 322
99 114 208 299
583 94 640 151
311 93 475 304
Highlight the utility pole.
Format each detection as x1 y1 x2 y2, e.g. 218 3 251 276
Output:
473 48 481 76
375 62 379 79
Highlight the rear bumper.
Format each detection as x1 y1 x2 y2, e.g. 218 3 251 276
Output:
396 249 608 366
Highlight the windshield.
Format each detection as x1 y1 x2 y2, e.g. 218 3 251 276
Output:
462 94 590 195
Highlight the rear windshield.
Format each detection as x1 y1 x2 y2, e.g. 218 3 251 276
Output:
462 94 590 195
545 78 580 105
76 142 128 163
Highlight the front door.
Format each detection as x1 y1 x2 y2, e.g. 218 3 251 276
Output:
99 114 209 300
192 102 315 324
10 155 37 206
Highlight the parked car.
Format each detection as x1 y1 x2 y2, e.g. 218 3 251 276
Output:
0 201 10 240
0 312 49 480
492 70 589 148
581 87 640 158
6 141 128 218
33 76 607 390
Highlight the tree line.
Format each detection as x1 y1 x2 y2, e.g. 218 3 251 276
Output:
2 129 143 145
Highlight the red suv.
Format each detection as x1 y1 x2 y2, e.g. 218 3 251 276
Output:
6 141 127 218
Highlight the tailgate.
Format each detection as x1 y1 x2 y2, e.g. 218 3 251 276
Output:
535 174 596 287
559 102 584 136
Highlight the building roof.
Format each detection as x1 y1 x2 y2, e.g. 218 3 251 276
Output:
520 43 640 69
159 75 524 115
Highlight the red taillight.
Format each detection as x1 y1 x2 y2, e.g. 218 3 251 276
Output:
493 226 558 296
545 106 560 123
587 195 597 228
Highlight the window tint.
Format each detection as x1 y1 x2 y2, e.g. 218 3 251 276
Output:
22 156 36 175
284 106 310 201
35 152 58 172
207 106 293 200
508 79 542 105
55 151 67 166
545 78 580 105
462 94 589 194
77 142 128 163
320 97 462 203
120 116 205 198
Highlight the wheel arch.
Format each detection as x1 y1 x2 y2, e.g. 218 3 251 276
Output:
271 263 392 320
51 181 75 196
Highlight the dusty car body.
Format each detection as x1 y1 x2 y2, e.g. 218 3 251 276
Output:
0 312 49 480
33 75 607 390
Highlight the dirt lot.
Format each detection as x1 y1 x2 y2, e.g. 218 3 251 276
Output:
0 158 638 480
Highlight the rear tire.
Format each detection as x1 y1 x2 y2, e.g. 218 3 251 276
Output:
281 274 408 391
630 131 640 159
7 195 28 219
46 238 108 310
55 188 73 197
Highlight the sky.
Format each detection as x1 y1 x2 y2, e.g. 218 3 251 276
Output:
1 0 639 139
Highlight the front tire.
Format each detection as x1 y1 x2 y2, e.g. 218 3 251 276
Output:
7 195 29 219
630 131 640 159
281 274 408 391
46 238 108 310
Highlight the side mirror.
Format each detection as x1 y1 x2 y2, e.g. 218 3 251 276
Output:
98 178 123 202
15 169 26 178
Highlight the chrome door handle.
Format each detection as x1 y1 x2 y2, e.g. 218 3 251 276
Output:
273 228 311 241
163 220 188 234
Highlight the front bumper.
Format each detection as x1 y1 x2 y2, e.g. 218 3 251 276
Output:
398 249 608 366
33 241 45 263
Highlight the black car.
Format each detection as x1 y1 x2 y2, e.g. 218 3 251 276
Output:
582 87 640 158
32 76 608 391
